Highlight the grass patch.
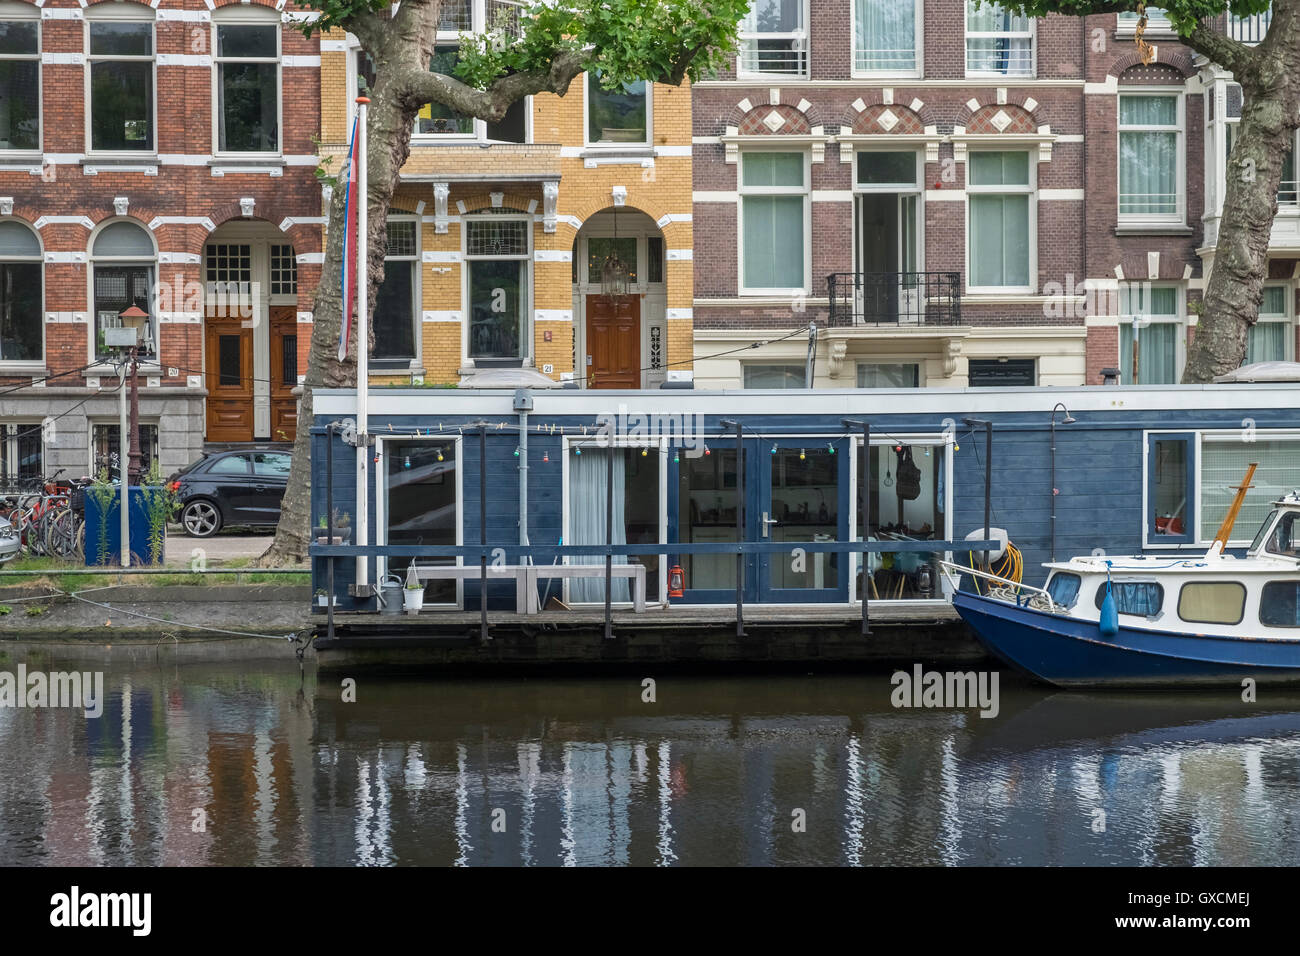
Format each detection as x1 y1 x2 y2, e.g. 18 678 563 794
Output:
0 554 309 590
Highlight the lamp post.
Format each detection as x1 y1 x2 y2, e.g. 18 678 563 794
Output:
117 304 151 486
1049 402 1076 563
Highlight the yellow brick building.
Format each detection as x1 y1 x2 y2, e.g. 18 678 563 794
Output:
319 5 694 388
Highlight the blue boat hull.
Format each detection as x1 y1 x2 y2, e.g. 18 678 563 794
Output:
952 590 1300 687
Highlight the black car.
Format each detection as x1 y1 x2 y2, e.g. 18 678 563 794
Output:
168 448 293 538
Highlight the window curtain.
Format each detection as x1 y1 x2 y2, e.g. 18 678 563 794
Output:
969 194 1029 287
1119 98 1177 216
1109 582 1163 616
742 196 804 288
966 2 1031 74
855 0 915 71
569 449 631 603
1121 322 1177 384
1248 322 1286 364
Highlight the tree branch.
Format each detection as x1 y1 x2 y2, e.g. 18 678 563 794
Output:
341 8 390 58
400 50 588 122
1183 20 1260 80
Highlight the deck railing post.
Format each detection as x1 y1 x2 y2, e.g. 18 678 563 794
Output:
720 419 745 637
479 423 489 643
326 424 335 643
604 439 614 640
964 417 993 552
843 418 870 636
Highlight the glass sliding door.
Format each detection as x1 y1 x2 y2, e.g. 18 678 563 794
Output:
676 447 744 598
761 443 847 602
566 445 663 603
384 439 459 605
856 439 948 600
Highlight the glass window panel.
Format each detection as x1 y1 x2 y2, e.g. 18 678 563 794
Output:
466 219 528 257
969 193 1029 287
678 449 738 590
217 334 241 386
856 151 917 186
1121 321 1177 383
386 220 417 258
1178 582 1245 625
468 259 524 359
1200 439 1300 541
252 453 292 478
1046 572 1081 607
94 221 154 258
568 447 661 602
385 441 458 604
1247 322 1286 364
1120 94 1177 126
588 77 647 144
0 59 39 151
857 363 919 387
647 236 663 283
1260 580 1300 628
216 24 277 59
742 151 804 187
373 259 415 360
93 264 155 359
92 423 158 477
968 150 1029 186
0 221 39 256
0 261 41 361
1261 285 1287 315
486 98 526 143
207 453 250 475
89 22 152 57
855 0 916 72
743 364 806 388
1094 581 1164 616
219 61 277 152
1151 438 1188 537
0 21 37 55
90 60 153 151
587 237 637 284
742 195 804 288
418 47 472 134
279 332 297 385
769 447 838 590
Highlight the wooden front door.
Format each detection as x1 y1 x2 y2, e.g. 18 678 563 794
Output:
269 307 299 443
585 294 640 389
204 316 254 442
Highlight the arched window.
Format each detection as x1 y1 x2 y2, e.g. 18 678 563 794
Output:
0 219 41 363
91 220 157 361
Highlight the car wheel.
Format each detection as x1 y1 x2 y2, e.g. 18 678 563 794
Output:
182 499 223 538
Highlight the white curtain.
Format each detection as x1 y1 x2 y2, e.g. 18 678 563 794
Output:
1121 322 1177 384
742 196 804 288
569 449 631 603
1248 322 1286 364
968 194 1029 287
966 2 1031 74
1119 97 1177 216
855 0 916 72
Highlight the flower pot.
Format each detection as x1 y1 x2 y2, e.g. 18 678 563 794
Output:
403 588 423 614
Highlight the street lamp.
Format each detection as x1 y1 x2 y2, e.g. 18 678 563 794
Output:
117 304 151 487
1049 402 1076 563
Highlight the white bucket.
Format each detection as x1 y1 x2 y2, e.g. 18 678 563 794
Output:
403 588 423 614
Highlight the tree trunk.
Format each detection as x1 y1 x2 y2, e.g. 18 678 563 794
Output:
1182 1 1300 382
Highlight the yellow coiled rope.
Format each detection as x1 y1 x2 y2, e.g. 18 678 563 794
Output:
967 541 1023 595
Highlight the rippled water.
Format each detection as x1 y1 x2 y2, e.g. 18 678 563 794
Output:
1 661 1299 866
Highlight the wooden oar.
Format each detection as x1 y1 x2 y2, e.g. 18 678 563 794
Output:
1210 463 1258 553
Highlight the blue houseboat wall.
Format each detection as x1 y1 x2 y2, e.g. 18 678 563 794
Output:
310 385 1300 612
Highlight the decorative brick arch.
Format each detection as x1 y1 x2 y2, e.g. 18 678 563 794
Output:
1109 46 1196 78
733 104 812 135
851 104 926 136
840 94 938 131
1117 251 1199 282
567 199 672 234
209 0 284 13
727 95 823 131
456 191 538 215
967 104 1038 135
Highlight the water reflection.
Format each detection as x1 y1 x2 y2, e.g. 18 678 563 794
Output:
2 665 1299 866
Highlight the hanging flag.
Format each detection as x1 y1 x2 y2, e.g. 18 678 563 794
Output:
337 113 360 362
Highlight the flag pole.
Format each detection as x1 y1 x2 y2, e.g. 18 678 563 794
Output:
355 96 370 592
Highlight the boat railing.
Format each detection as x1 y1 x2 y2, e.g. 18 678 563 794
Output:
938 560 1059 614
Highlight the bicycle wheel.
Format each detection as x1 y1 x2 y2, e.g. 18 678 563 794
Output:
45 509 79 561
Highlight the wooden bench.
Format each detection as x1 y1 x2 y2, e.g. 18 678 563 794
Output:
409 564 532 613
525 564 647 614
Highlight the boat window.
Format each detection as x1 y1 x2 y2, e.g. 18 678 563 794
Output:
1177 582 1246 625
1251 508 1280 553
1045 572 1081 607
1260 581 1300 628
1264 511 1300 558
1094 580 1163 616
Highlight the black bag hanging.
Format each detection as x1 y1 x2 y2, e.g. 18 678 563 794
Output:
896 446 922 501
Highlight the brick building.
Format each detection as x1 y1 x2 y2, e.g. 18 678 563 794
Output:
317 0 695 391
0 0 322 487
689 3 1290 390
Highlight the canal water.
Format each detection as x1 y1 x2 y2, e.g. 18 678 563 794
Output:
2 662 1299 866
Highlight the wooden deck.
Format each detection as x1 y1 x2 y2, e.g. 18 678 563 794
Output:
313 601 979 669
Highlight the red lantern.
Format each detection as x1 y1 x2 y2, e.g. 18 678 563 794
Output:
668 565 685 598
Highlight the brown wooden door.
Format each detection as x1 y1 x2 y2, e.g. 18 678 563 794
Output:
204 316 254 442
269 307 299 443
585 294 640 389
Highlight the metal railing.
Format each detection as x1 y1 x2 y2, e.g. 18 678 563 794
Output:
1230 10 1272 44
826 272 962 327
939 560 1058 613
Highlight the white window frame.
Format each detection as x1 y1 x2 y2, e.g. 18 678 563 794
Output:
742 363 807 388
737 149 812 297
1249 282 1294 363
737 0 809 80
1119 281 1184 384
211 6 282 158
1118 90 1185 226
856 361 922 387
373 213 421 366
84 4 157 158
461 211 533 366
0 421 42 490
851 0 923 77
964 1 1035 78
0 3 41 156
87 217 160 370
1118 8 1173 33
583 72 652 148
0 218 42 370
90 418 160 479
964 149 1036 295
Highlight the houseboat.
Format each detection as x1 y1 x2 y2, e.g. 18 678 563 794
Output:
308 383 1300 656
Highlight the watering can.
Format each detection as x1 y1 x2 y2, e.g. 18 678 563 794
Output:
376 573 405 616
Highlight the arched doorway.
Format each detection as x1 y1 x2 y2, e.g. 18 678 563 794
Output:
202 220 299 443
573 207 667 389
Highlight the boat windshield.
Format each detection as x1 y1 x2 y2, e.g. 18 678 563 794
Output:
1252 510 1280 553
1262 510 1300 558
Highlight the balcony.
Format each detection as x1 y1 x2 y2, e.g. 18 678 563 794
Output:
826 272 962 328
1230 10 1272 44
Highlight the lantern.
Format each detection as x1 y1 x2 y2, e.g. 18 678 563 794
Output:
668 564 685 598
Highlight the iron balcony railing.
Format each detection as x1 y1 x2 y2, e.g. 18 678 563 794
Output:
826 272 962 328
1230 9 1272 44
